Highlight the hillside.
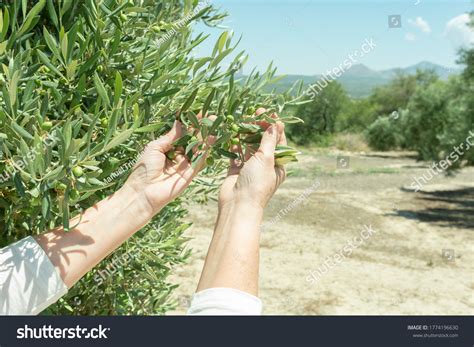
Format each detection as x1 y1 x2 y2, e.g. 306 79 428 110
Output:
262 61 462 98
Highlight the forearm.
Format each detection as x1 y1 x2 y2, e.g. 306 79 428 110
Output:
35 185 154 288
197 200 263 296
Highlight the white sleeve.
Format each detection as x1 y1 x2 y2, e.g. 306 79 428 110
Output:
187 287 263 315
0 236 68 315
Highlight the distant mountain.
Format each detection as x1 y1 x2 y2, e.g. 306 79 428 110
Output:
262 62 462 98
379 61 460 80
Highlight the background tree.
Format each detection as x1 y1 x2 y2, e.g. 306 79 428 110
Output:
288 81 348 145
336 98 378 133
369 70 438 117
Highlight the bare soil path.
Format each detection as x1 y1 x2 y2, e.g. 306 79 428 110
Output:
168 149 474 315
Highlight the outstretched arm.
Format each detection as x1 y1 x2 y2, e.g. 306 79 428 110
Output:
36 121 206 288
189 113 286 314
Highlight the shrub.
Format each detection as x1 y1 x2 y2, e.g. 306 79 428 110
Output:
365 116 401 151
0 0 300 314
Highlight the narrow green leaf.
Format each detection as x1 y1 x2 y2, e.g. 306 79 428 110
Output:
8 70 19 107
213 31 228 57
13 173 25 197
185 140 199 157
216 147 239 160
103 129 134 152
135 123 165 133
93 72 110 108
17 0 46 36
0 41 7 55
202 88 215 117
46 0 59 28
113 72 122 107
187 112 200 129
11 121 33 140
0 9 9 41
61 31 68 61
209 115 223 135
43 27 62 62
181 88 199 113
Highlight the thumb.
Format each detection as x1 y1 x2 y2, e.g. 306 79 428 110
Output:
257 124 278 159
151 121 183 153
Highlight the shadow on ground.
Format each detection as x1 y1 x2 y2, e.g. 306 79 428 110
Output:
393 187 474 229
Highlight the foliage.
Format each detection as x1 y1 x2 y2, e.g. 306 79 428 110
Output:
396 12 473 166
369 70 439 117
336 98 378 133
288 81 348 145
400 79 456 157
0 0 302 314
365 116 401 151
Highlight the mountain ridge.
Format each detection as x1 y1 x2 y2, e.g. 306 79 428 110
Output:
264 61 462 98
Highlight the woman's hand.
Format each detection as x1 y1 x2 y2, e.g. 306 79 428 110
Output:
196 110 287 295
123 120 209 216
36 120 211 289
219 110 287 211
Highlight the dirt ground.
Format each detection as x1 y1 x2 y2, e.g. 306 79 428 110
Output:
168 148 474 315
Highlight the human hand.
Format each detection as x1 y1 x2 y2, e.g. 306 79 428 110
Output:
218 110 287 211
123 120 210 216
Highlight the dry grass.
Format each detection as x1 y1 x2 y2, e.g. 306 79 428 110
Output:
332 133 369 152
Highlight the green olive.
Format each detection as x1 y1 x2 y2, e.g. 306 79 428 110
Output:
56 183 67 191
120 13 127 21
72 166 84 177
231 124 240 133
226 115 234 123
152 25 161 33
41 121 53 131
100 118 109 127
247 106 256 115
70 189 80 200
206 157 215 166
166 150 176 160
231 138 240 145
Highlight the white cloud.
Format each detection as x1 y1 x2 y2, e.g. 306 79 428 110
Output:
405 32 416 41
408 17 431 33
445 14 474 48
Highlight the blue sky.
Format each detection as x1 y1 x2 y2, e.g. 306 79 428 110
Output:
194 0 474 75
